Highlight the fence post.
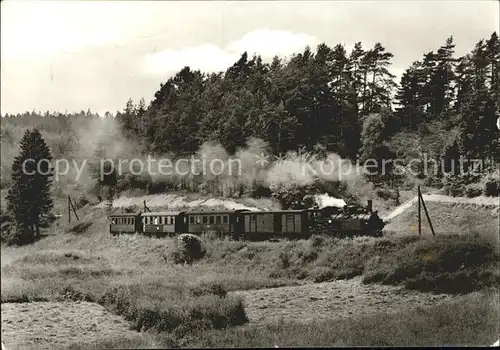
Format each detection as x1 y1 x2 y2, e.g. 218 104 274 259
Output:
419 191 436 236
417 186 421 235
69 196 79 221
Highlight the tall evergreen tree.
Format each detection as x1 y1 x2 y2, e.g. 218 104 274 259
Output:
6 129 53 244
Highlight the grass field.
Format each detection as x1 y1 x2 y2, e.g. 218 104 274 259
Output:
1 197 499 348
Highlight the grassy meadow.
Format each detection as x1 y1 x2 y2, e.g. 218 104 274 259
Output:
1 201 499 347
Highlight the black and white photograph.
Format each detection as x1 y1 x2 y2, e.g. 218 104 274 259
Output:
0 0 499 348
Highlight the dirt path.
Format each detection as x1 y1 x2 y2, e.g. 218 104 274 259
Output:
231 277 472 325
1 301 138 350
383 194 499 222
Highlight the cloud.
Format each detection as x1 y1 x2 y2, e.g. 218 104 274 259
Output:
226 29 318 58
141 44 238 76
1 1 123 57
140 29 318 75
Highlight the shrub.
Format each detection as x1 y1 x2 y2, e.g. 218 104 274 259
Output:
75 195 90 209
361 237 498 293
148 180 168 194
1 222 16 245
97 283 247 334
1 223 34 246
484 179 500 197
465 185 483 198
376 187 396 200
65 220 93 234
173 234 206 264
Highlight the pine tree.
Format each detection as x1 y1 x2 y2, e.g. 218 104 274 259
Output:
6 129 53 244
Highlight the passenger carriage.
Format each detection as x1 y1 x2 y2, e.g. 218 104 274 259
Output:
108 213 142 235
185 209 248 238
141 211 187 237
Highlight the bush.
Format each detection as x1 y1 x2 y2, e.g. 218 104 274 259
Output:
65 220 93 234
173 234 206 264
484 179 500 197
443 184 466 197
98 283 247 334
361 237 498 293
465 185 483 198
376 187 396 200
148 180 168 194
0 212 14 244
1 223 16 245
1 223 34 246
75 195 90 209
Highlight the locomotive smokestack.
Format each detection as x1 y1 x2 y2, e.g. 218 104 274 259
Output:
367 200 373 212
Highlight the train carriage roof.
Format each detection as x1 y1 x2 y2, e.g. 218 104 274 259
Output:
242 209 309 214
186 209 249 215
108 212 141 218
142 211 185 216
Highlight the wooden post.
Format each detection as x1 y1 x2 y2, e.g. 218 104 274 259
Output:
68 196 71 224
419 191 436 236
144 200 151 213
69 197 79 221
417 186 421 235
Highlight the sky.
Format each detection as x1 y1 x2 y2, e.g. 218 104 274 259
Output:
1 0 498 116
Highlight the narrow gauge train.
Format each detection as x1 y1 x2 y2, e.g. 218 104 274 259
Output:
108 200 385 239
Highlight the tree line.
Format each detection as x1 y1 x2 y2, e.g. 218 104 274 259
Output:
115 33 498 166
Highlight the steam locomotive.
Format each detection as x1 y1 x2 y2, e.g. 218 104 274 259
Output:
108 200 385 240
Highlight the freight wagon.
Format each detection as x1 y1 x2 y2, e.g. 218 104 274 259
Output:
242 210 311 240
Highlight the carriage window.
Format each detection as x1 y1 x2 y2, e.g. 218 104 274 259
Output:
222 215 228 224
196 216 201 224
202 216 208 224
190 216 195 224
215 215 221 224
111 219 115 224
250 215 257 222
209 216 214 224
286 214 294 222
154 217 159 225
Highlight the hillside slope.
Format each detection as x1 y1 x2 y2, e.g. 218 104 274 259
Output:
384 195 499 239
